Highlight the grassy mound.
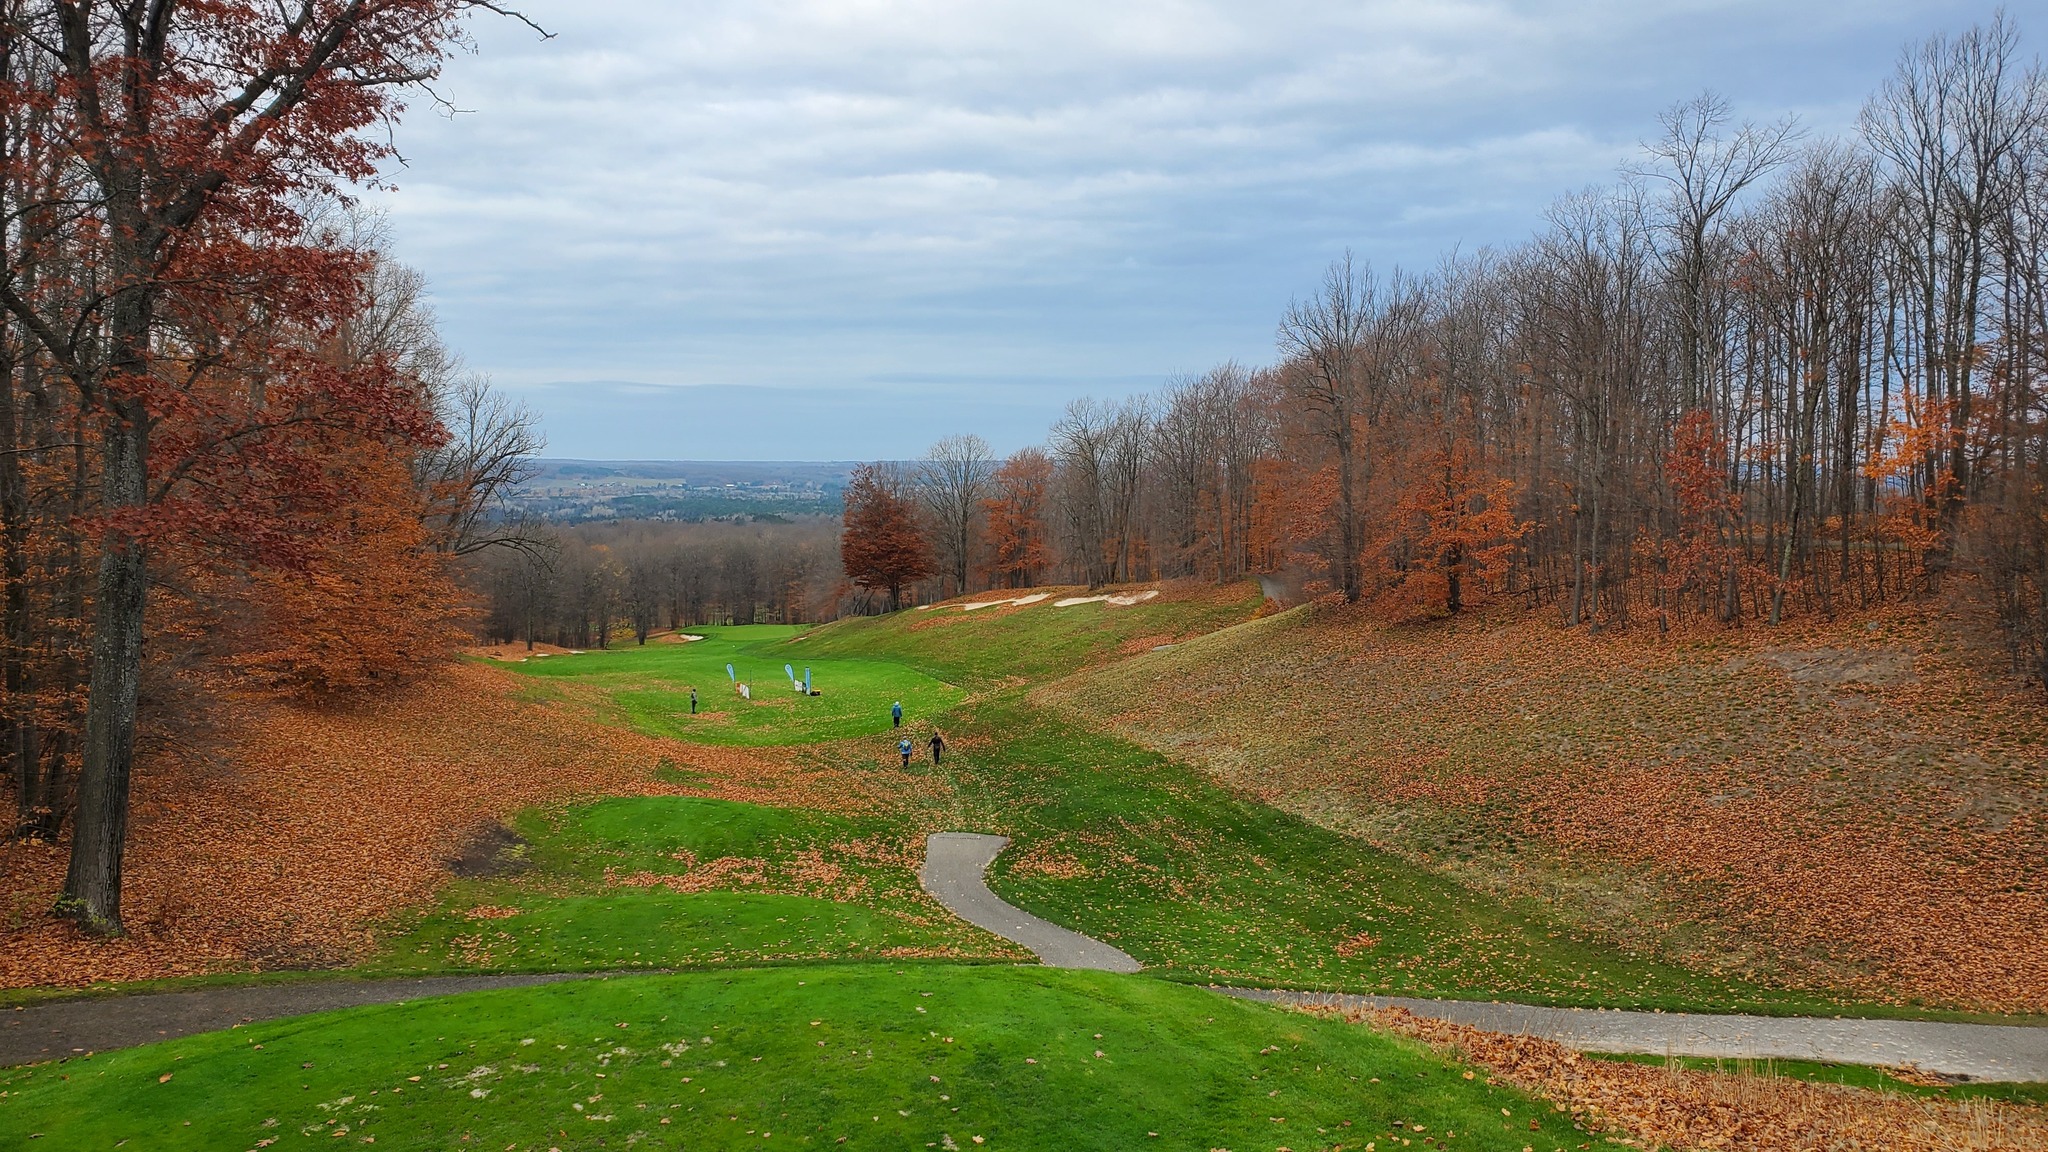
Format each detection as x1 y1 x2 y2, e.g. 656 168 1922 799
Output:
0 965 1590 1151
916 699 1859 1015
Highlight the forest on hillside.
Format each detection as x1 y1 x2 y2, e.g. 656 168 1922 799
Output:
833 18 2048 682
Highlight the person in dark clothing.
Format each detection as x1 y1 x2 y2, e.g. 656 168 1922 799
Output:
892 700 903 728
689 687 698 715
928 732 945 765
898 736 914 767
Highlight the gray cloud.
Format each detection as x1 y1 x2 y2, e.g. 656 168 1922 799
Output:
367 0 1998 457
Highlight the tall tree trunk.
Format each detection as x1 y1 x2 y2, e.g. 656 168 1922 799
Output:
61 400 149 934
1334 407 1359 602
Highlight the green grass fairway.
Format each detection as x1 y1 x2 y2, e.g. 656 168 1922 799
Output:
0 965 1589 1151
507 625 964 746
368 798 1014 975
794 584 1263 686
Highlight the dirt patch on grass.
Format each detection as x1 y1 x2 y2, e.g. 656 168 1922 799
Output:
447 824 533 879
1730 645 1917 685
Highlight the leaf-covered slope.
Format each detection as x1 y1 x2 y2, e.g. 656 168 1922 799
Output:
1039 598 2048 1014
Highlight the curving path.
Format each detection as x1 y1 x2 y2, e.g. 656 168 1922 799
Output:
919 833 1141 973
6 840 2043 1083
917 832 2048 1083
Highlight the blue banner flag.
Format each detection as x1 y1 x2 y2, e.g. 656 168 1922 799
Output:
725 663 736 682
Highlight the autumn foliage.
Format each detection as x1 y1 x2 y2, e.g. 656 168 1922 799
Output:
840 463 936 610
231 446 477 696
0 2 529 932
982 448 1053 588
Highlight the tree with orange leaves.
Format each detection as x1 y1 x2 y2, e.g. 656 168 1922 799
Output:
1378 441 1526 618
840 464 934 611
233 445 476 696
1661 409 1747 624
982 448 1052 588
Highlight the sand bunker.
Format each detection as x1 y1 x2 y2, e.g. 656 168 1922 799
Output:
961 593 1052 612
1053 590 1160 608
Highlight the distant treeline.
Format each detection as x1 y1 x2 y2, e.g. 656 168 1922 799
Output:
475 519 844 648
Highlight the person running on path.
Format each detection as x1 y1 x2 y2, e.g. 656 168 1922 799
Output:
898 736 914 768
928 732 945 765
892 700 903 728
689 686 698 715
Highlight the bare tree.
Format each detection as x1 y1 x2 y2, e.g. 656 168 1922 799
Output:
1863 13 2044 528
1633 91 1800 410
418 374 548 556
915 433 997 596
1277 254 1422 601
1150 375 1217 578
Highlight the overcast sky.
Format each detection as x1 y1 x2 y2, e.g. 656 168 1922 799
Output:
367 0 2008 461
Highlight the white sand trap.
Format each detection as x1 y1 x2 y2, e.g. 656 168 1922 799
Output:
679 634 706 642
961 592 1053 612
1053 589 1161 608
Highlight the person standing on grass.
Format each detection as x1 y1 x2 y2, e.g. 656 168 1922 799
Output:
892 700 903 728
689 686 698 715
898 736 914 768
929 731 945 765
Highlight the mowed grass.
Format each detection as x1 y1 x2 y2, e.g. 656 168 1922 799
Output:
0 965 1590 1151
367 797 1017 975
506 625 963 745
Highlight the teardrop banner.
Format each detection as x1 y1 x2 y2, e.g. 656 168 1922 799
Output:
725 663 736 683
785 663 796 683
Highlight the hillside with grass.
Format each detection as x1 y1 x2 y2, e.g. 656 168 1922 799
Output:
793 582 1264 686
1041 590 2048 1015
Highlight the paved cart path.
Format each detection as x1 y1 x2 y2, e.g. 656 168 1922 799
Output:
5 837 2044 1083
2 974 592 1068
916 831 2048 1083
919 832 1142 973
1213 987 2048 1083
